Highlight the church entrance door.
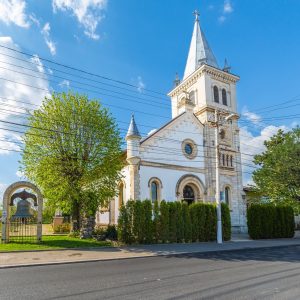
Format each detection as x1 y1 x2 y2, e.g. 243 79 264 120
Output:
183 185 195 205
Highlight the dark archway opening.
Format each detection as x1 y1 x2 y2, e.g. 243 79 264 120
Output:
183 185 195 205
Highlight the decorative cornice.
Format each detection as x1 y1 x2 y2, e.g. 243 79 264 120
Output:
168 64 239 98
140 160 205 173
194 105 240 118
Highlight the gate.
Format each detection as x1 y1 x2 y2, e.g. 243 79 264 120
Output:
9 217 37 243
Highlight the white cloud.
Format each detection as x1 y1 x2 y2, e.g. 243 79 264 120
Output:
59 79 70 88
41 22 56 56
0 0 30 28
239 113 289 185
0 36 50 154
0 182 8 206
223 0 233 14
16 170 25 178
29 14 40 27
242 109 262 125
219 0 233 23
137 76 145 93
52 0 107 40
30 55 45 73
218 16 226 23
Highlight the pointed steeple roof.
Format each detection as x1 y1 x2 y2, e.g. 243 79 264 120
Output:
183 10 218 79
126 114 141 139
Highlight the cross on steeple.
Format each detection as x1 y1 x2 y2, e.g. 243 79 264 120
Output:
193 9 200 22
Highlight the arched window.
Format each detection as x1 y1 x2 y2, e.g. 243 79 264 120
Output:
222 89 227 105
213 86 219 103
222 153 225 166
189 91 195 104
226 155 229 166
230 155 233 167
148 177 162 203
225 187 231 206
151 182 158 202
118 182 124 208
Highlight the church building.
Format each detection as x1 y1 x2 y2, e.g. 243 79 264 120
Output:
97 12 247 233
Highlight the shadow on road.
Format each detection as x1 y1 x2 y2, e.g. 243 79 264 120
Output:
165 245 300 263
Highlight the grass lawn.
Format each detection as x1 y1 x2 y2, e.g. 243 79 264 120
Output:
0 235 112 252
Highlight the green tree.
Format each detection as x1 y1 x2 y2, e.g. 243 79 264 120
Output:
21 92 124 233
182 202 191 242
143 200 153 244
159 200 169 243
153 200 160 243
253 127 300 208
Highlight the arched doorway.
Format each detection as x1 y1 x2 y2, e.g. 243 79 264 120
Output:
176 174 206 203
183 184 195 205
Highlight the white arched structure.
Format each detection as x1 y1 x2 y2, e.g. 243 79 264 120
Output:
1 181 43 243
175 174 206 202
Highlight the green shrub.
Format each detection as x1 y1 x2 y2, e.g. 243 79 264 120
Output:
118 201 135 244
221 203 231 241
53 223 71 233
117 200 232 244
189 203 199 242
247 204 295 239
143 200 153 244
159 200 169 243
106 225 118 240
204 205 215 241
168 202 177 243
175 201 184 242
153 200 160 243
133 200 144 243
182 202 192 242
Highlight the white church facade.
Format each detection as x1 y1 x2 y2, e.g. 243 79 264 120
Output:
97 12 247 233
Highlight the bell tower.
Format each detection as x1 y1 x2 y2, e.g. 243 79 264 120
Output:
168 11 246 232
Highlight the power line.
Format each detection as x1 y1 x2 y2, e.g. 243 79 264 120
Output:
0 52 169 102
0 44 168 96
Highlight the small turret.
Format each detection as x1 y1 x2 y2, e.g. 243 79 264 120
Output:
173 72 181 87
223 58 231 73
125 114 141 200
126 114 141 160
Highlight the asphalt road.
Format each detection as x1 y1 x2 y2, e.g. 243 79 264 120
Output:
1 245 300 300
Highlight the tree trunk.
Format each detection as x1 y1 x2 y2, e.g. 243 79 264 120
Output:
80 216 95 239
71 203 81 232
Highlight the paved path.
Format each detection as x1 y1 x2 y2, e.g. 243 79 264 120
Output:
1 245 300 299
1 236 300 268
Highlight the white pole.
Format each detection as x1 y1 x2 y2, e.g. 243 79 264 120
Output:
215 109 223 244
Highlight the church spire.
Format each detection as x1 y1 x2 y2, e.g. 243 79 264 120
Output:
126 114 141 139
183 10 218 79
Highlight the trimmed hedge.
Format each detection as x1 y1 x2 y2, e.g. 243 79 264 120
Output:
247 204 295 239
118 200 231 244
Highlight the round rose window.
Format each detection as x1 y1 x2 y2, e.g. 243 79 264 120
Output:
182 139 197 159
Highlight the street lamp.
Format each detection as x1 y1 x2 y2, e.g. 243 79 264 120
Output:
214 110 238 244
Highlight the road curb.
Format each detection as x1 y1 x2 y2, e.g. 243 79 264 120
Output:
1 242 300 269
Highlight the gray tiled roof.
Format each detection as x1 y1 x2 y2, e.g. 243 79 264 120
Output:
126 114 141 138
184 15 218 79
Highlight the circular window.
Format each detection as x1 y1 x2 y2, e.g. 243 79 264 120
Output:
185 143 193 155
182 139 197 159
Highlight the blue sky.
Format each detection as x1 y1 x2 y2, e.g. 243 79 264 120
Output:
0 0 299 195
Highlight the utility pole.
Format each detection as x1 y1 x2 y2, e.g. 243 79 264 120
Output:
213 110 238 244
214 109 222 244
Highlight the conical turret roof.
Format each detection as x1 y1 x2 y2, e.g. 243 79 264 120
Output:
126 114 141 139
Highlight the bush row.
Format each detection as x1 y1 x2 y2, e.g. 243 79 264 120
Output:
118 200 231 244
247 204 295 239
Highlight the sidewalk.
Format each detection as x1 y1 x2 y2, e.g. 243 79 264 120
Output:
1 234 300 268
